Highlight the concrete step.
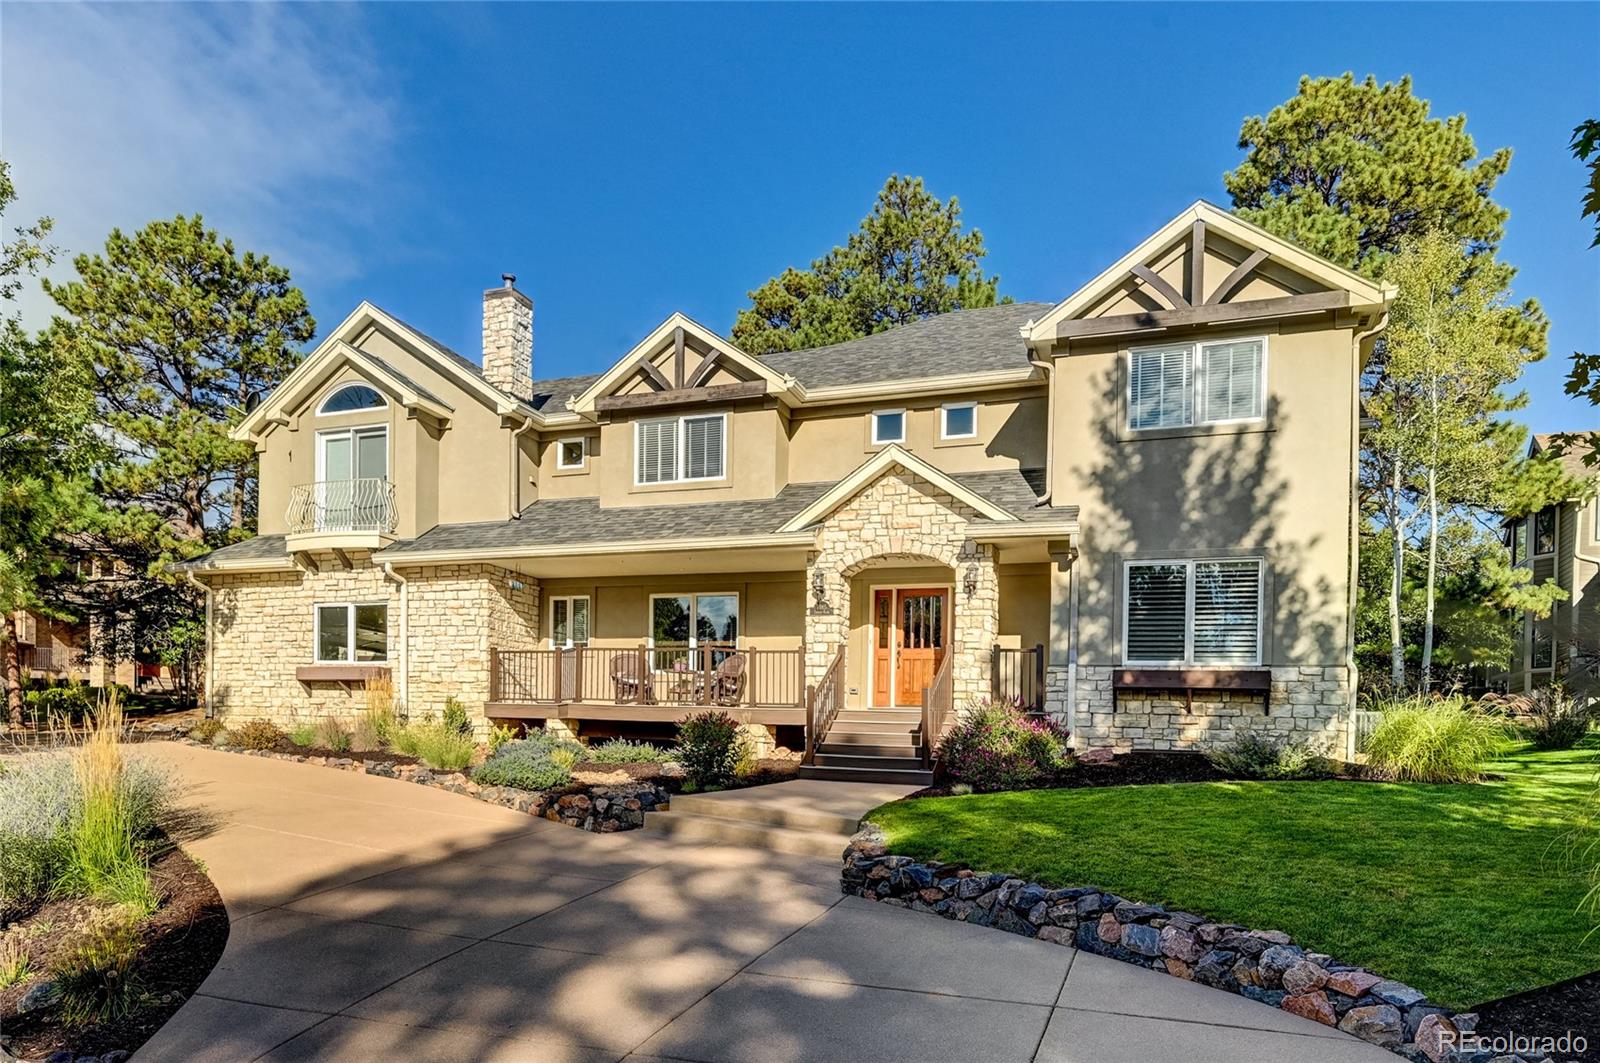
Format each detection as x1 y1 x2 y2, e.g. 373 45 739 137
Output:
799 763 935 786
669 790 864 835
812 752 931 772
642 810 850 858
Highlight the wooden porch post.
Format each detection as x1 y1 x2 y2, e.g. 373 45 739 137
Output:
553 647 564 705
1034 643 1047 714
489 647 499 703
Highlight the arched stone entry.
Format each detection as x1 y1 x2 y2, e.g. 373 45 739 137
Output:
804 466 999 710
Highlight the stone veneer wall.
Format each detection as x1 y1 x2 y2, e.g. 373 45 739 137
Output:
804 467 999 709
208 552 538 736
1046 664 1353 755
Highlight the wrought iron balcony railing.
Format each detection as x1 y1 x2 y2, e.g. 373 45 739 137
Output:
286 478 397 536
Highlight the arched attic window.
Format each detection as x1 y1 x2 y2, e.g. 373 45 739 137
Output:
317 384 386 415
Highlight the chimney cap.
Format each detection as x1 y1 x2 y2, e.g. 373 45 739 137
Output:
501 273 517 289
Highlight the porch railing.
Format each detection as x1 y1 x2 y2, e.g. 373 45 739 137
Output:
489 645 805 709
921 650 954 769
286 478 397 536
992 643 1047 715
803 645 846 765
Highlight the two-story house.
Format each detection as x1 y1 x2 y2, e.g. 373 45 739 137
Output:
1500 434 1599 699
181 201 1393 782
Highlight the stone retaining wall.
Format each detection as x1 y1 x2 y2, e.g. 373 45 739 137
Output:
842 828 1538 1063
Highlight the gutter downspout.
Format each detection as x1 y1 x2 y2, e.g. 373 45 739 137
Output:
510 415 537 519
1066 547 1080 745
381 561 409 714
183 571 214 718
1347 310 1388 759
1027 345 1056 505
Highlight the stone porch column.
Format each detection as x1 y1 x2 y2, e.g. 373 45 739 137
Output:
950 541 999 711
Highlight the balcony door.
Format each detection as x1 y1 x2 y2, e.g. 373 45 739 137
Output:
870 587 949 707
316 426 387 531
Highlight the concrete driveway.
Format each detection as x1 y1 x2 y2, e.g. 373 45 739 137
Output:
134 745 1393 1063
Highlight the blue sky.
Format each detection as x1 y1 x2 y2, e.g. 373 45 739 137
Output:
5 2 1597 432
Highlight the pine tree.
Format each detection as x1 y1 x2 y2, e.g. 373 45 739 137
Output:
733 175 1006 355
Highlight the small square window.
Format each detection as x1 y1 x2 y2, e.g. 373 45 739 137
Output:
871 410 905 445
557 438 586 470
941 403 976 440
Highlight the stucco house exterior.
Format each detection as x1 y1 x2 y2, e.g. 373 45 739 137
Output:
1499 434 1599 699
181 201 1395 781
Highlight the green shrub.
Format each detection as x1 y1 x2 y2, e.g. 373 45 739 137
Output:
1483 685 1595 751
350 714 382 753
53 914 143 1026
441 697 471 736
582 738 676 765
0 937 32 990
187 718 225 743
314 716 351 753
24 684 94 725
1363 697 1504 783
287 723 318 748
676 710 745 790
936 699 1073 793
395 724 476 771
488 722 519 754
225 719 283 751
472 735 577 790
1206 734 1326 779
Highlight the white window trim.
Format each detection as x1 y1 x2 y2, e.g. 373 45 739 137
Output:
549 595 591 648
316 384 387 416
633 412 727 486
1121 557 1264 667
871 408 907 445
646 591 741 649
555 436 588 471
940 402 978 440
1126 335 1269 432
315 423 389 482
313 602 388 663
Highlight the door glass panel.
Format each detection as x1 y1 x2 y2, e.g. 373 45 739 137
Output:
317 605 349 661
900 594 943 649
354 605 387 661
356 428 387 480
876 594 890 648
570 598 589 644
553 599 569 646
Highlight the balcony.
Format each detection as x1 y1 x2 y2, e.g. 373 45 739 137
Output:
285 478 398 551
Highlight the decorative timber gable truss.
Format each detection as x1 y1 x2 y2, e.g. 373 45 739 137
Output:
569 312 802 417
1020 201 1394 350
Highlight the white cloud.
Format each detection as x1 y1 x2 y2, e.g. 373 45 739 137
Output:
1 2 398 324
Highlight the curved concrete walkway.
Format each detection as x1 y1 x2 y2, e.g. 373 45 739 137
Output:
134 745 1394 1063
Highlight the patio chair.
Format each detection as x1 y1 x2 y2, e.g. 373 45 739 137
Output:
610 655 655 704
706 653 746 706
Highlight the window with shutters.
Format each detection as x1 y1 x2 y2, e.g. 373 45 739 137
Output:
1123 558 1263 666
1128 337 1266 431
634 413 726 485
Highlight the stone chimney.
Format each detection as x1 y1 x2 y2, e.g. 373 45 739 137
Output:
482 273 533 396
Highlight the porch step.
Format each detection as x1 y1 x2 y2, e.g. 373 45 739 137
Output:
834 708 923 723
798 762 934 786
824 721 923 737
812 752 930 772
643 811 851 858
816 741 919 758
818 730 920 750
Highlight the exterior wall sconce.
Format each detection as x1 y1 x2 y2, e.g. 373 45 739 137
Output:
810 568 830 613
963 562 979 599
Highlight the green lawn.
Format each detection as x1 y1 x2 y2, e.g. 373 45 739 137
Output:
867 740 1600 1009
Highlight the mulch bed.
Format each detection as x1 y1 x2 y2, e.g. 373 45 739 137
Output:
0 840 229 1061
263 736 422 766
1473 970 1599 1062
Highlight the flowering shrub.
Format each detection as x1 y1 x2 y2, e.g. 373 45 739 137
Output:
677 710 745 790
937 699 1072 792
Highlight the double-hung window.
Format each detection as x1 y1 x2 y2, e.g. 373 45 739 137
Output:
1128 337 1266 431
315 603 387 663
1124 558 1262 666
1532 508 1556 556
635 414 725 484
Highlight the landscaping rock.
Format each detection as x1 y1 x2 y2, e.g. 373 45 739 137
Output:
1256 945 1301 988
1412 1013 1458 1063
1121 923 1161 957
1282 990 1337 1026
1371 980 1427 1008
1325 969 1383 998
1281 960 1329 995
1404 1004 1451 1042
1338 1004 1405 1046
1097 912 1122 945
1114 900 1164 923
1159 925 1203 963
17 980 60 1014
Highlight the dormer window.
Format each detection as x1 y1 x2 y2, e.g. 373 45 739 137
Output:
318 384 386 414
871 409 906 445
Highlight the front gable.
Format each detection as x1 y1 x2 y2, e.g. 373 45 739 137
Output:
570 312 800 416
1023 201 1393 347
778 445 1018 532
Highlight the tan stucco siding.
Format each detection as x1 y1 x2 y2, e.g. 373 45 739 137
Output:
537 573 805 649
786 391 1047 484
1050 320 1358 671
594 403 782 506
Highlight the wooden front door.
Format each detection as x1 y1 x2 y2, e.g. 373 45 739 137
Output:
870 587 949 706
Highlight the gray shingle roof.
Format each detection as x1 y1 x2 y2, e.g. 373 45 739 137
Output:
761 302 1053 390
179 534 290 569
360 352 453 411
1533 433 1598 482
529 373 602 413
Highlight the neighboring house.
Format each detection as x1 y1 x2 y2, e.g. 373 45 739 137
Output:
1499 434 1600 698
6 609 141 690
180 201 1394 780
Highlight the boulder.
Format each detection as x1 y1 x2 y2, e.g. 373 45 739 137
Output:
1078 747 1116 765
1371 980 1426 1008
1097 912 1122 945
17 980 60 1014
1113 901 1164 923
1281 991 1337 1026
1337 1004 1404 1046
1121 923 1161 957
1159 925 1203 963
1256 945 1301 988
1412 1013 1458 1063
1281 960 1329 995
1192 949 1238 988
1324 969 1383 998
